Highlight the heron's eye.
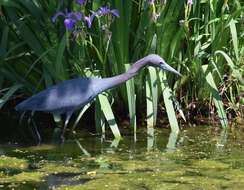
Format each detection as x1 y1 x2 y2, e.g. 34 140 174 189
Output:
159 62 164 66
158 62 166 69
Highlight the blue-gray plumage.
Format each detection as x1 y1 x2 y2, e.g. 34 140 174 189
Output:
15 54 181 139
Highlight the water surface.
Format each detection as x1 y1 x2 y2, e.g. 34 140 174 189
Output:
1 126 244 190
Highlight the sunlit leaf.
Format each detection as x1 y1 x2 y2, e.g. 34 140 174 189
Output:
159 72 179 133
202 65 228 128
98 93 121 139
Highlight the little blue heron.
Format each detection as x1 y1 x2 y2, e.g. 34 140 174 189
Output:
15 54 181 139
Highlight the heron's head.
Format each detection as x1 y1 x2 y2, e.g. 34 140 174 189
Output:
147 54 182 77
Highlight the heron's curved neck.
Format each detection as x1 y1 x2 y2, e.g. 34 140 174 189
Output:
127 56 150 76
111 57 149 84
97 57 149 93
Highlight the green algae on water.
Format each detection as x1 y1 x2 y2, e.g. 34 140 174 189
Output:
0 155 28 170
1 127 244 189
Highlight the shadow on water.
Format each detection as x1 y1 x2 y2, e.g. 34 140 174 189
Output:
1 126 244 189
41 172 91 189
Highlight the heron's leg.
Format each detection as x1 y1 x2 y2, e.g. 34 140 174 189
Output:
26 111 41 144
19 111 27 125
61 111 73 142
31 119 42 145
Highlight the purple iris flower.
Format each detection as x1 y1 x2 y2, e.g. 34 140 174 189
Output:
76 0 86 6
187 0 193 5
148 0 155 5
52 10 82 30
97 6 119 17
83 7 119 28
84 14 95 28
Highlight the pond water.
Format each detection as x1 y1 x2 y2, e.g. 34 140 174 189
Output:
1 126 244 190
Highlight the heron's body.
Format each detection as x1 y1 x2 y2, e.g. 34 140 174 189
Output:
15 73 134 114
15 54 181 140
16 78 97 114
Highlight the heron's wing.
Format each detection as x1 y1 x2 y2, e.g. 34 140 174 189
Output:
16 78 98 113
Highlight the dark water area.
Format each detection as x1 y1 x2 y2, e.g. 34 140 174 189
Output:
1 126 244 190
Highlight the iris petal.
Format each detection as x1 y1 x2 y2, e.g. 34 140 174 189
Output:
51 12 65 23
84 14 95 28
76 0 86 5
64 18 76 30
52 11 82 30
67 12 82 20
110 9 120 17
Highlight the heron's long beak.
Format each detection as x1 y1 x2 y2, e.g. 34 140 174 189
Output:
160 62 182 77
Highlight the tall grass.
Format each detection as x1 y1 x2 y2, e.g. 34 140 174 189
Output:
0 0 243 136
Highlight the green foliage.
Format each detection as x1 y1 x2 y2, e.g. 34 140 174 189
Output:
0 0 243 135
